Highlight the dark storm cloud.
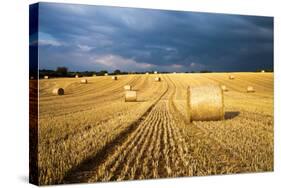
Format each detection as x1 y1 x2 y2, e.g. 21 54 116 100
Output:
36 3 273 72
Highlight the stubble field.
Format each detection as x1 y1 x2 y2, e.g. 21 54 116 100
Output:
35 72 273 185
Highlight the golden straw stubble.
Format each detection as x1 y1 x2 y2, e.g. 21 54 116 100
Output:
187 85 224 121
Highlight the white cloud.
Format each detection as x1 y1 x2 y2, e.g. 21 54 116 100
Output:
38 32 62 47
77 44 93 52
92 54 154 71
171 64 183 68
38 39 62 47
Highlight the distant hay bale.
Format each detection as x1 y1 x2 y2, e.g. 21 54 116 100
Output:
112 76 117 80
125 90 137 102
146 72 149 75
247 86 255 93
173 72 176 74
229 75 235 80
261 70 265 73
155 77 161 82
44 76 49 79
80 79 88 84
187 85 224 121
52 88 64 95
221 85 228 92
75 74 79 78
124 85 132 90
92 74 96 77
104 73 108 76
154 71 158 74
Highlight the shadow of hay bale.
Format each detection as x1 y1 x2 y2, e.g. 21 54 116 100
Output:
224 111 240 120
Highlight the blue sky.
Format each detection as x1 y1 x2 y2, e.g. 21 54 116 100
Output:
31 3 273 72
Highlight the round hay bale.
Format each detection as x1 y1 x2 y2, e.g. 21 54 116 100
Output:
187 85 224 121
75 74 79 78
44 76 49 79
80 79 88 84
261 70 265 73
112 76 117 80
229 75 235 80
221 85 228 92
154 71 158 74
146 72 149 75
124 85 132 91
52 88 64 95
155 77 161 82
247 86 255 93
125 90 137 102
92 74 96 77
104 73 108 76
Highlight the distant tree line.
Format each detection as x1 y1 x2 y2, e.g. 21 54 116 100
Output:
255 68 273 72
37 67 273 79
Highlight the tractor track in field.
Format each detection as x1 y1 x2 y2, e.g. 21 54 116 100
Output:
62 78 170 184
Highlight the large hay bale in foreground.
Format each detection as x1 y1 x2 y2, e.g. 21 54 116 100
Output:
221 85 228 92
187 85 224 121
112 76 117 80
44 76 49 79
155 77 161 82
125 90 137 102
229 75 235 80
247 86 255 93
124 85 132 90
52 88 64 95
80 79 88 84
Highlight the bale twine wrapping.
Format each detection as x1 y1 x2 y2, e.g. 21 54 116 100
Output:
80 79 88 84
155 77 161 82
125 90 137 102
221 85 228 92
112 76 117 80
247 86 255 93
229 75 235 80
44 76 49 79
52 88 64 95
187 85 224 121
124 85 132 91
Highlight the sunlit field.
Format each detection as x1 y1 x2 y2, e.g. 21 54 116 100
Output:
34 72 273 185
